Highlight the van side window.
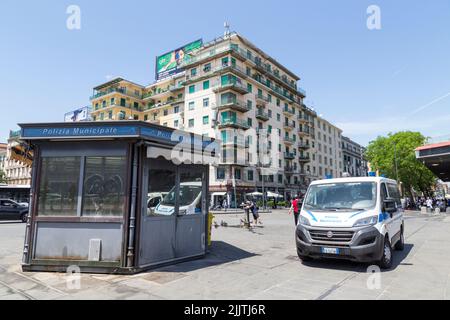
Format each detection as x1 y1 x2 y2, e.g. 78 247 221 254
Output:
381 183 388 201
387 183 402 206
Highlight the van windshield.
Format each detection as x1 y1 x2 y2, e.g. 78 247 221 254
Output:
304 182 377 211
160 185 202 207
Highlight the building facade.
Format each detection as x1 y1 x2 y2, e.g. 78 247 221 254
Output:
309 116 343 181
341 135 368 177
89 32 347 205
4 131 32 185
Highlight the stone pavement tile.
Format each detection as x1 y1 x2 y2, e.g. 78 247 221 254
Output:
322 287 379 300
140 271 188 285
0 293 29 300
123 292 164 300
0 285 14 297
115 278 161 292
217 261 270 276
247 286 311 300
277 277 339 297
55 288 114 300
51 274 111 293
24 287 67 300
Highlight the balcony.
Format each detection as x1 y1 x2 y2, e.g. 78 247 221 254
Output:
283 136 295 145
284 152 295 160
218 98 251 113
298 128 311 137
283 122 295 131
255 109 269 121
298 142 311 149
299 155 311 162
90 87 142 100
255 93 270 105
218 118 250 130
297 115 309 124
283 106 295 117
143 97 185 111
185 63 248 84
213 80 249 95
299 170 311 176
285 166 297 174
256 128 270 136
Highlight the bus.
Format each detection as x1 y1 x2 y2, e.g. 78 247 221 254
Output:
0 185 30 205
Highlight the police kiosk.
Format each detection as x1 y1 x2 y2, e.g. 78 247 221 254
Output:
19 121 217 274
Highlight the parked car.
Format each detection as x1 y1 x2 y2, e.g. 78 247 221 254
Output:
296 177 404 269
0 199 29 222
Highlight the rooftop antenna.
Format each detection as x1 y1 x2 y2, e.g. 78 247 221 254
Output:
224 21 231 38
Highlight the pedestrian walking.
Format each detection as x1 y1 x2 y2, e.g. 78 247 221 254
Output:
251 200 262 226
288 195 301 226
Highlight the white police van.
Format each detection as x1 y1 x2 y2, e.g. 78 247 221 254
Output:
296 177 404 269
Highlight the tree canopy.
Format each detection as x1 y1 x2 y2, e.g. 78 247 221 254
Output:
365 131 436 197
0 169 6 184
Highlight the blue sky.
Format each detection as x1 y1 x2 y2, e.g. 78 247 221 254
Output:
1 0 449 145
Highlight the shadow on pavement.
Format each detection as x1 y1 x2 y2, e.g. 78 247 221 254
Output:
153 241 258 273
299 243 414 273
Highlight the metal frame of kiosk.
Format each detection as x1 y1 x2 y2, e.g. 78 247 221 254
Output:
19 121 217 274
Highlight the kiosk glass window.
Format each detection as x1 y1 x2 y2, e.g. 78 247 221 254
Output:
179 168 203 215
82 157 127 216
147 159 177 216
38 157 81 216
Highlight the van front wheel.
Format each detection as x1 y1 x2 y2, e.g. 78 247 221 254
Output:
378 237 393 269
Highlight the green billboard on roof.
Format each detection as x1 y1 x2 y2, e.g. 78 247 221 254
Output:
156 39 203 81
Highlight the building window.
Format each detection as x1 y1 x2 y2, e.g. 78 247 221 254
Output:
204 63 211 72
189 85 195 94
191 68 197 77
216 167 225 180
110 97 115 105
120 98 126 107
188 101 195 110
203 116 209 125
247 83 252 93
134 102 139 110
144 115 148 121
174 120 179 127
247 170 254 181
188 119 194 127
203 98 209 107
234 168 241 180
174 106 180 113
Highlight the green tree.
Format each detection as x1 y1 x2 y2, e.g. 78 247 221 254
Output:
365 131 436 197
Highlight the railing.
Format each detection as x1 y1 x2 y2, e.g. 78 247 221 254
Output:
90 88 142 100
298 142 310 148
220 118 250 129
299 155 310 161
283 106 295 115
213 79 248 92
143 97 185 110
256 109 269 119
219 98 250 111
283 136 295 143
284 152 295 159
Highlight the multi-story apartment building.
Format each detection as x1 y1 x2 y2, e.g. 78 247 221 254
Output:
89 32 347 206
4 131 32 185
309 116 343 181
341 136 368 177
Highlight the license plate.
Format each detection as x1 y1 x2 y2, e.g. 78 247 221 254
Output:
321 247 340 255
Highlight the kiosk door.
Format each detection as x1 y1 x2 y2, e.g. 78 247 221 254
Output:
139 158 177 266
175 165 207 259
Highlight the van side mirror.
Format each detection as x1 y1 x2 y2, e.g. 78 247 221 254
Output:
383 198 397 214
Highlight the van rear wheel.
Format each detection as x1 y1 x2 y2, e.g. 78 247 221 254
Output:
394 228 405 251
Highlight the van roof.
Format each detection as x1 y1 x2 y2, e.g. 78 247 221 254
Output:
310 176 397 186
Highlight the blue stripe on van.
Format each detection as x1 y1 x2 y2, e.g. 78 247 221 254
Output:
305 210 318 222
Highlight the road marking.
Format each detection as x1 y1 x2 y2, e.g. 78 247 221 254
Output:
0 279 35 300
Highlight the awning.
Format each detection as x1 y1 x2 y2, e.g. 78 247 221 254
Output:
267 191 283 198
211 192 226 197
246 191 263 196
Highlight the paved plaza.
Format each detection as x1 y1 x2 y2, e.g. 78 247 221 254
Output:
0 210 450 300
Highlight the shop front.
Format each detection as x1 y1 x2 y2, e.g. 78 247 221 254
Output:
19 121 217 274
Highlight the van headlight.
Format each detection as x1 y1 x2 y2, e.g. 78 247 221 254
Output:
353 216 378 227
299 215 310 226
